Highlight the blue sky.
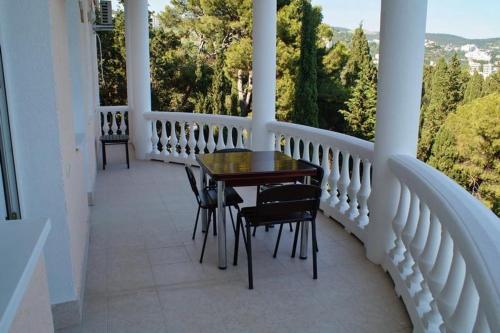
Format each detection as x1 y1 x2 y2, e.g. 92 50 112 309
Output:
121 0 500 39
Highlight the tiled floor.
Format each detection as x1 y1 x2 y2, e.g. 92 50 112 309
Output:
60 155 411 333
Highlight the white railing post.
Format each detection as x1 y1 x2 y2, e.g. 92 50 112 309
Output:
366 0 428 264
125 0 152 159
251 0 276 150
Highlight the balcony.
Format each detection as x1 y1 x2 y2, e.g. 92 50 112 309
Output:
78 154 410 332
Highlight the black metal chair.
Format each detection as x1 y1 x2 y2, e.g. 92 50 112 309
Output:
100 112 129 170
184 166 243 263
234 184 322 289
252 159 324 237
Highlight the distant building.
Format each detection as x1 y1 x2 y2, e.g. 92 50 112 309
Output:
465 49 491 62
482 63 497 77
461 44 476 52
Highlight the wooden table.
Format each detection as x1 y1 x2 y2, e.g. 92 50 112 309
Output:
196 151 317 269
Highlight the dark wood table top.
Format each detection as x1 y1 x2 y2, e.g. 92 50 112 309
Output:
196 151 317 186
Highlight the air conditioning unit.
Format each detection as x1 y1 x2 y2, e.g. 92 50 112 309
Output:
93 0 113 31
99 1 112 25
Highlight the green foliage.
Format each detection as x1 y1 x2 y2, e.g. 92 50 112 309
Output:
340 60 377 140
209 52 228 115
338 26 377 140
463 71 484 104
418 55 466 161
340 25 373 87
429 94 500 215
483 71 500 95
292 0 320 127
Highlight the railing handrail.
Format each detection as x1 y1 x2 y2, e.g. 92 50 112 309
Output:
145 111 252 128
267 120 374 159
389 154 500 328
97 105 129 113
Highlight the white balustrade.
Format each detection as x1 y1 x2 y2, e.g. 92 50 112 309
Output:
98 106 128 136
386 154 500 333
143 112 252 164
267 120 375 242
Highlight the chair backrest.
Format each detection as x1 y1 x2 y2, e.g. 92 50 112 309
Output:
214 148 253 153
299 159 324 186
184 166 200 203
256 184 321 223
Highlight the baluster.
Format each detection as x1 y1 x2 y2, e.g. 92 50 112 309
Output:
111 111 118 134
284 136 292 156
302 140 311 161
337 151 351 213
236 127 244 148
197 123 207 154
227 126 235 149
274 133 281 151
160 120 169 157
436 247 466 327
292 137 301 160
151 120 160 155
320 145 330 200
423 229 453 331
388 183 410 264
170 120 179 157
179 122 188 158
207 125 216 153
472 308 490 333
328 149 340 207
407 203 431 295
216 125 225 150
415 214 441 312
188 122 197 160
120 111 127 134
398 192 420 279
312 143 320 165
347 156 361 221
355 160 371 228
446 273 479 333
245 128 252 148
102 112 109 135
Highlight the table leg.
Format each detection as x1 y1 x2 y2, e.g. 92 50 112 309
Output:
217 180 227 269
299 176 311 259
199 168 208 233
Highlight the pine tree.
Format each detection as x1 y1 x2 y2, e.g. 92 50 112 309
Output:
292 0 320 127
483 71 500 95
340 24 372 87
463 71 484 104
429 93 500 215
418 56 465 161
340 59 377 140
210 51 228 115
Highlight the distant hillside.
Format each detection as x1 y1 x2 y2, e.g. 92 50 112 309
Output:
332 27 500 47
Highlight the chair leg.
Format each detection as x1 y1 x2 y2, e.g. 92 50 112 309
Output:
192 206 201 240
273 224 284 258
125 142 130 169
102 142 106 170
233 213 241 266
289 223 293 232
246 222 253 289
200 210 212 263
252 226 257 237
229 206 236 235
291 221 301 258
311 220 318 279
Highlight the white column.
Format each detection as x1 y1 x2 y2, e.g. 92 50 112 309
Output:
125 0 152 159
251 0 276 151
366 0 428 264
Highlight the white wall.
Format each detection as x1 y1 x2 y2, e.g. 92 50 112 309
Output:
0 0 93 307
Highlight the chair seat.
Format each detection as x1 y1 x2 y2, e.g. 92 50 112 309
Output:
100 134 129 143
240 206 313 226
199 186 243 209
